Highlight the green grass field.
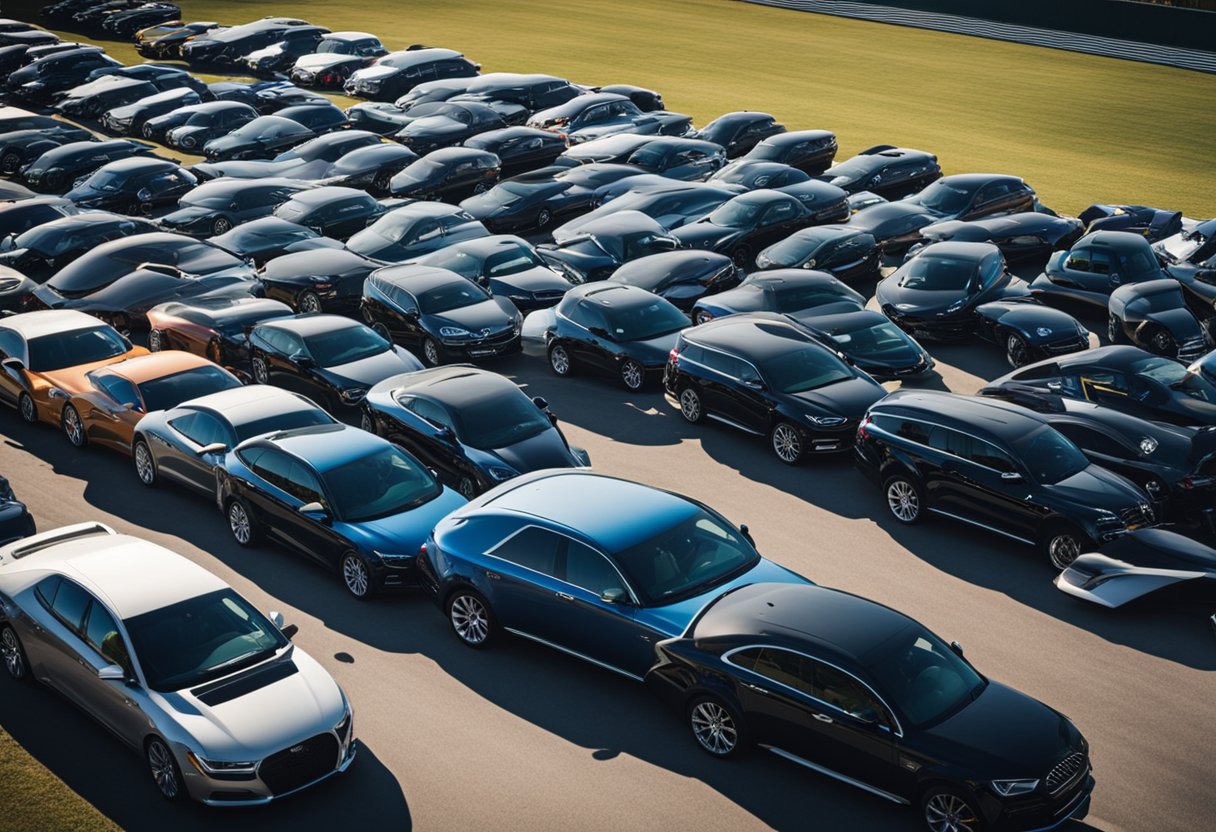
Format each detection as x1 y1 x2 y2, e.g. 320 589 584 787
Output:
0 726 121 832
38 0 1216 217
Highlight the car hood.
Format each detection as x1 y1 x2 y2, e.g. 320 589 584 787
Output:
352 65 398 83
163 648 345 759
671 221 736 250
490 265 570 294
343 485 467 551
426 298 515 331
296 54 358 72
877 281 969 315
786 376 884 418
1146 307 1206 339
480 428 578 473
919 681 1078 780
397 116 465 137
323 347 425 388
160 205 217 226
1043 464 1147 512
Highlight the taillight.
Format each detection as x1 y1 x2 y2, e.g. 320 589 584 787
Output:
668 346 681 363
857 415 872 440
419 542 428 556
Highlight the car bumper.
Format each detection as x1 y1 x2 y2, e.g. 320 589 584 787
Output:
192 737 357 807
436 335 522 362
983 773 1094 832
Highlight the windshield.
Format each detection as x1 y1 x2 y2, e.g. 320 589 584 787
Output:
772 284 853 312
26 326 128 371
136 365 240 412
417 279 491 313
868 627 986 728
831 321 912 358
614 508 758 605
485 245 541 276
81 169 128 192
322 445 440 521
1014 426 1089 484
1134 356 1216 402
898 253 978 290
303 324 390 366
825 156 877 182
628 146 669 168
597 230 675 261
912 180 971 214
400 158 444 180
124 589 287 692
451 389 552 449
759 345 854 393
602 297 687 341
763 234 830 267
234 406 334 442
708 199 762 227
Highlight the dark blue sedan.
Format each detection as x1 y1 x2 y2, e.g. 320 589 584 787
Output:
422 470 811 679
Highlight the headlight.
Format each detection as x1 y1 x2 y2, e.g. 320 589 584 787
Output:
187 752 258 776
373 549 414 563
513 316 522 335
339 387 368 404
755 254 771 268
990 779 1039 797
47 387 69 400
487 466 516 482
505 293 530 303
335 708 353 743
945 299 966 313
806 414 846 427
439 326 472 339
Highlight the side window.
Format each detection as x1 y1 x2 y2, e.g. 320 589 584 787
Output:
409 219 441 244
34 575 62 608
0 330 24 361
49 579 91 632
725 647 763 671
1064 248 1091 272
94 373 141 409
408 397 454 430
250 448 295 492
813 661 889 723
284 460 325 504
751 647 816 696
968 439 1017 473
83 601 130 670
1052 423 1125 457
1089 250 1112 276
488 526 562 577
566 301 608 332
564 541 626 597
760 201 795 226
169 411 229 447
893 418 934 446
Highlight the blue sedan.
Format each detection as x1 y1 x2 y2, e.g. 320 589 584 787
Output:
422 470 811 679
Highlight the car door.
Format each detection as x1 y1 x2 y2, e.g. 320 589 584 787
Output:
240 446 312 550
393 396 465 483
157 409 232 493
563 301 614 372
22 576 93 701
694 347 760 432
1053 245 1113 302
280 458 347 567
938 433 1038 541
386 285 427 347
0 329 26 408
75 597 147 745
754 200 802 248
281 330 332 405
479 525 567 636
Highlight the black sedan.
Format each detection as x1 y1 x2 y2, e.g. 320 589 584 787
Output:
690 270 865 325
407 235 573 313
6 47 119 103
607 250 741 313
536 282 688 390
135 20 220 60
344 48 480 102
390 101 505 155
1029 231 1168 313
666 313 886 461
55 77 158 120
388 148 501 202
911 211 1085 267
248 313 424 413
1109 279 1212 362
527 93 692 144
272 186 397 240
847 201 940 253
201 115 316 161
212 217 339 266
625 137 726 181
462 126 567 177
736 129 838 174
240 25 331 76
288 32 387 88
796 309 935 381
258 248 381 315
99 87 202 137
695 111 785 158
159 177 311 237
0 124 95 176
820 145 941 199
158 101 258 149
191 130 384 181
362 365 588 498
62 157 196 214
755 226 881 281
21 139 157 193
459 163 647 234
0 212 158 283
347 202 490 261
903 173 1037 222
360 265 522 366
273 101 350 135
83 63 206 96
536 210 679 284
648 583 1095 832
671 190 821 268
180 17 317 68
145 295 294 374
981 345 1216 427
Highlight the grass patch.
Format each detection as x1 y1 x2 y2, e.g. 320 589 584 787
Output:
35 0 1216 216
0 725 121 832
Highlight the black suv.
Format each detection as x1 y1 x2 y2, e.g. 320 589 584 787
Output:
854 390 1154 567
665 313 886 463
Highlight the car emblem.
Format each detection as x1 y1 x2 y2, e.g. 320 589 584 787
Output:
289 744 307 754
479 328 491 337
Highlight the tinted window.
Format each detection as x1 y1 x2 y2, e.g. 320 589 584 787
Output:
869 630 984 728
564 541 626 596
83 601 129 669
814 661 887 720
489 526 562 576
1052 423 1127 457
321 445 440 522
416 280 490 314
1012 426 1089 484
0 330 23 361
35 575 62 608
250 448 294 491
303 324 390 366
94 373 141 408
138 365 240 413
896 253 979 291
50 580 90 631
285 460 324 504
406 397 454 430
600 297 688 341
232 406 332 443
27 327 128 372
450 389 551 450
170 411 230 447
751 647 815 695
758 345 854 394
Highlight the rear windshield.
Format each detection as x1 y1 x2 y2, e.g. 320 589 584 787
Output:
27 326 128 372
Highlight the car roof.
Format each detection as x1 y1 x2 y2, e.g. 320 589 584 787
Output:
285 185 369 206
1078 229 1154 251
0 309 108 339
874 389 1050 438
433 234 529 258
155 295 292 324
259 422 380 472
185 383 322 425
756 130 834 147
186 176 304 197
912 240 1001 259
103 350 216 385
324 31 378 41
612 249 731 280
380 47 464 67
393 365 519 407
260 312 364 337
419 146 497 164
261 247 374 276
374 263 467 291
93 156 177 175
706 110 773 126
684 314 820 359
937 172 1024 188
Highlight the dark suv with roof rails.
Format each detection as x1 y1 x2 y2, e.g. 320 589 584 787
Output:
854 390 1154 568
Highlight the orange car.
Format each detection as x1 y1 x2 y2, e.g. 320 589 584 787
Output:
58 350 242 453
0 310 147 430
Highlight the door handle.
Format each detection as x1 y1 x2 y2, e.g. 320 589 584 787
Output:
555 591 574 601
741 682 769 695
813 713 834 724
484 570 501 581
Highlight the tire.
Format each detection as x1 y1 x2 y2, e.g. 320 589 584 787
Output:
226 497 262 547
1040 522 1090 570
547 342 574 377
883 473 925 525
372 171 392 193
693 309 714 325
145 737 185 802
769 421 804 465
298 290 322 315
17 393 36 424
1145 326 1176 356
472 181 489 195
371 322 392 340
62 404 87 448
0 152 21 175
1107 316 1126 345
687 694 746 758
1004 332 1030 369
340 551 375 599
45 172 64 191
619 358 645 391
920 784 985 832
211 216 232 236
535 208 552 229
133 438 157 487
360 410 377 434
142 124 155 139
678 385 705 424
0 625 30 682
251 355 269 385
422 338 442 366
729 245 751 269
148 329 164 352
457 476 478 499
446 588 497 647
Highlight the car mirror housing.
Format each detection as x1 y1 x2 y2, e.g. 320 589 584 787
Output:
97 663 126 681
268 610 285 629
739 523 755 546
1 357 24 371
999 471 1022 482
298 501 328 519
950 640 965 658
599 587 630 605
531 395 549 410
196 442 227 455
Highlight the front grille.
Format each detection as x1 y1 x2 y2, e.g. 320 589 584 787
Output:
1046 751 1087 795
1178 335 1210 363
532 290 567 303
258 733 339 796
1120 502 1154 528
1041 336 1089 356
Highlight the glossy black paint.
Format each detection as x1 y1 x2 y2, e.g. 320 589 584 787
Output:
191 130 383 181
624 137 726 181
100 87 203 137
389 101 505 155
1029 231 1168 313
153 101 257 147
553 183 738 242
181 17 317 67
460 163 646 234
7 47 120 103
211 217 339 267
271 187 395 240
794 310 934 381
608 250 741 313
695 111 785 158
344 48 480 102
346 202 490 261
258 248 381 315
1108 279 1212 363
201 115 317 162
527 93 692 145
755 226 881 281
407 235 573 313
820 146 941 199
911 212 1085 267
20 139 158 194
62 157 196 214
463 126 567 177
536 210 679 284
159 177 311 237
0 212 158 283
55 77 159 119
691 270 865 325
1078 203 1183 242
671 190 824 269
389 147 501 202
738 129 838 174
0 126 94 177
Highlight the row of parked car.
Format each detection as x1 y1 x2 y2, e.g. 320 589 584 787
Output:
0 5 1213 830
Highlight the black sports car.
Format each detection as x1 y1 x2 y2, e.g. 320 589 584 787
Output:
552 182 738 241
62 157 196 214
314 143 418 193
1108 279 1212 362
910 212 1086 267
459 163 647 234
145 295 294 373
736 129 838 174
1057 529 1216 607
772 180 850 222
346 202 490 261
446 72 585 125
389 147 501 202
462 126 566 177
0 212 158 282
344 48 480 102
7 47 120 103
248 313 424 413
258 248 381 315
0 197 79 241
159 177 311 237
820 145 941 199
671 189 822 268
362 365 588 498
360 265 521 366
847 202 941 253
755 226 881 281
103 4 183 38
624 137 726 181
1154 223 1216 325
695 111 785 158
903 173 1037 222
55 77 159 119
794 308 934 381
158 101 258 149
100 87 202 137
1029 231 1167 313
191 130 383 181
21 139 158 193
389 101 505 155
597 83 663 112
0 125 94 177
527 92 692 144
536 210 679 284
607 250 741 313
981 345 1216 427
709 160 811 191
0 474 36 546
407 235 573 313
83 63 207 96
555 132 656 166
201 115 316 161
272 186 399 240
534 282 687 391
1079 203 1183 242
211 217 340 267
0 110 64 135
972 299 1092 368
690 269 865 325
272 101 350 134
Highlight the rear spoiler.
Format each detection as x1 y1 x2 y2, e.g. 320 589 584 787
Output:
0 522 115 565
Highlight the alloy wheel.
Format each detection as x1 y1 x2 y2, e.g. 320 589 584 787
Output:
1005 333 1029 368
679 387 702 422
771 423 802 464
342 553 370 598
423 339 441 366
147 740 180 800
690 700 737 756
1150 328 1175 355
252 357 268 384
694 310 713 325
299 291 322 314
924 792 979 832
18 394 35 424
373 171 391 193
458 477 478 499
148 329 163 352
549 344 571 376
228 501 252 545
1107 316 1120 345
1 628 26 680
212 217 232 235
887 479 920 522
449 593 490 645
1048 533 1082 570
620 360 644 391
134 441 156 486
360 412 376 434
0 153 20 175
63 406 85 448
536 208 551 229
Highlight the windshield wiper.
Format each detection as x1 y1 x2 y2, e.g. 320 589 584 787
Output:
207 648 269 675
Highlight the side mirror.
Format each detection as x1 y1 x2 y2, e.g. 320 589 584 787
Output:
599 587 630 605
849 707 879 725
743 378 765 391
950 640 965 658
293 353 315 369
531 395 549 410
1 357 24 372
196 442 227 455
435 425 455 442
739 523 755 546
97 664 126 681
999 471 1022 482
268 611 285 629
298 501 329 520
